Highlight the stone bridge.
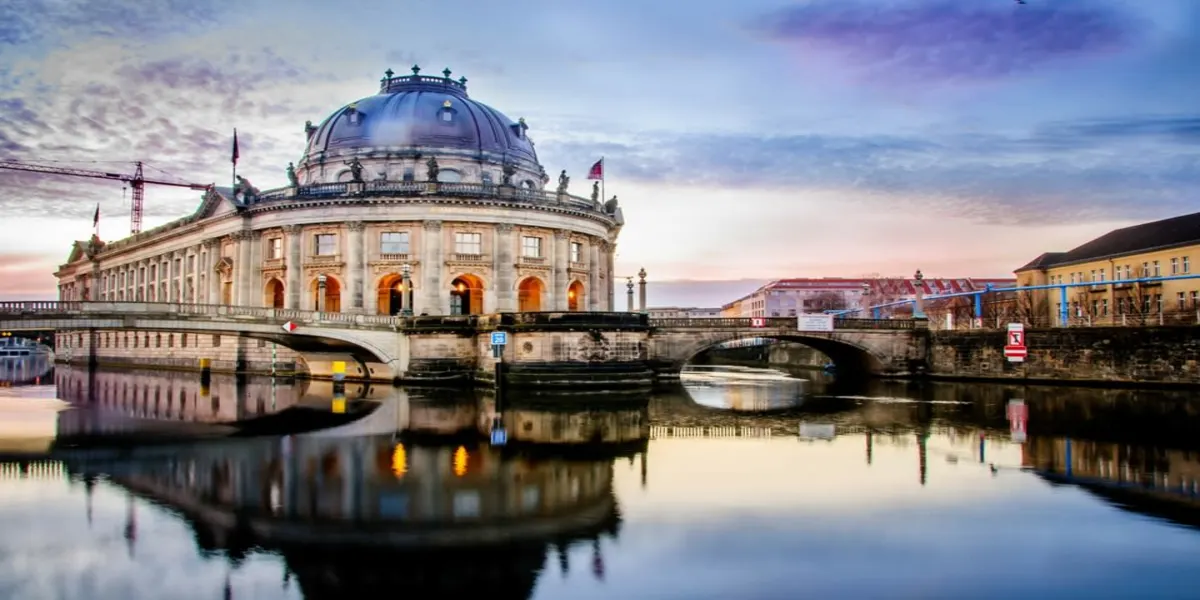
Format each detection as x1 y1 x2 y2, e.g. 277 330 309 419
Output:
646 317 925 379
0 302 924 384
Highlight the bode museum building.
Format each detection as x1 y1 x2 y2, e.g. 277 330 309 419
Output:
53 65 625 317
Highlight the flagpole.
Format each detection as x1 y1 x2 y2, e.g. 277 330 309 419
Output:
231 128 238 192
600 156 605 202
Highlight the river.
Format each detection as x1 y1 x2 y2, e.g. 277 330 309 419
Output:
2 360 1200 599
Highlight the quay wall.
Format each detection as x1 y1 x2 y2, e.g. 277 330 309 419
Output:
54 329 304 376
929 326 1200 386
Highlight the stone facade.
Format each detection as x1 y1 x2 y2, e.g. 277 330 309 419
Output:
929 326 1200 385
54 329 302 375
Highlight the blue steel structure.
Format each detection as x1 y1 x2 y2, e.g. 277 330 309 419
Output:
835 273 1200 326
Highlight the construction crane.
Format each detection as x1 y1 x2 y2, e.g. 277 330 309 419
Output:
0 160 213 235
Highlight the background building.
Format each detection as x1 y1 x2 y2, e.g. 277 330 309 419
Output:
720 277 1015 318
1015 212 1200 324
646 307 722 319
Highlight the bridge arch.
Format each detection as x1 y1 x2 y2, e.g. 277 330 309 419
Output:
667 332 887 378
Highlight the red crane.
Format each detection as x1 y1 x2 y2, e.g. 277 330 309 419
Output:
0 160 213 235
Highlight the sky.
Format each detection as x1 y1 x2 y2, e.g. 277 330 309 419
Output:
0 0 1197 306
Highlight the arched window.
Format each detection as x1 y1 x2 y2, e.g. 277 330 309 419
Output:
437 169 462 183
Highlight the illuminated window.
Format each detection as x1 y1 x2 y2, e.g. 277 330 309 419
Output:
570 241 582 263
269 238 283 259
314 234 337 256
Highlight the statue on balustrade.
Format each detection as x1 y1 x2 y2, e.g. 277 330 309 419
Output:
556 170 570 194
304 120 316 140
285 162 298 187
591 180 600 203
234 175 260 202
501 163 516 186
425 156 440 182
344 158 364 183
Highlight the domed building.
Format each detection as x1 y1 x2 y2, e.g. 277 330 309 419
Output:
54 65 625 317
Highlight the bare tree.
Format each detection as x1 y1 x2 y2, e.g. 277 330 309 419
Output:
808 291 849 312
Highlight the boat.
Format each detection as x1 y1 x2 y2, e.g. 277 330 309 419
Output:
0 337 51 358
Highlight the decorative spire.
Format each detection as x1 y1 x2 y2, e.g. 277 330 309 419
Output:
458 76 468 85
411 64 421 75
384 68 394 78
442 67 452 78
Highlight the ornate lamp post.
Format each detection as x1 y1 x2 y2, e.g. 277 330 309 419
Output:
913 269 925 319
861 282 871 318
626 277 635 312
637 268 647 313
400 263 413 317
317 273 327 313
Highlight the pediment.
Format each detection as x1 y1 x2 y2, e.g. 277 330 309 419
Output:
194 187 242 220
214 256 234 276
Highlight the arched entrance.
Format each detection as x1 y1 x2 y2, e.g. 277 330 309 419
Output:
310 275 342 312
567 280 585 311
449 274 484 315
517 277 544 312
264 278 285 308
377 273 410 316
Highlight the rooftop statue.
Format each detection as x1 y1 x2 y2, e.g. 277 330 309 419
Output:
556 170 570 194
344 158 364 183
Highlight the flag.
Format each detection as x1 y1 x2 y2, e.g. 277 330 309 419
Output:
231 128 240 165
92 204 99 228
587 159 604 180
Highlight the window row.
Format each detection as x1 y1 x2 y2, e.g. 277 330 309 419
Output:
260 231 594 260
1054 256 1191 285
1058 290 1200 316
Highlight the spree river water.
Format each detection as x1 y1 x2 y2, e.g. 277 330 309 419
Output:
4 360 1200 599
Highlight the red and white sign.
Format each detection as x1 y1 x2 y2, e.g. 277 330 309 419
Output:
281 321 298 333
1004 323 1026 362
750 317 766 328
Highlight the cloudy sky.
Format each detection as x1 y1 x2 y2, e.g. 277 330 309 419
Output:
1 0 1197 305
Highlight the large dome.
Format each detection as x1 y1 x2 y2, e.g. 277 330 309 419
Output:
301 66 539 166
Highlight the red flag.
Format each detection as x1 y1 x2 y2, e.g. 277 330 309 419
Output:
587 159 603 180
231 128 240 165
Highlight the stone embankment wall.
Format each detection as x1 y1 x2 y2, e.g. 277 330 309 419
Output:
54 329 304 375
929 326 1200 386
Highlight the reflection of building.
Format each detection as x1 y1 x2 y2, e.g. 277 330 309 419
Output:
52 365 310 441
80 435 621 598
53 66 622 317
1016 212 1200 323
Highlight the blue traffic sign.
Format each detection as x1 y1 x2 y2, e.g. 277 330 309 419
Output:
490 331 508 346
490 428 507 446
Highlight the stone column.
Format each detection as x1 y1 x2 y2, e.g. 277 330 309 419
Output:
347 221 365 313
283 225 303 309
495 224 515 312
173 251 184 302
236 230 254 306
589 240 602 311
638 267 647 312
203 240 220 304
422 220 443 315
607 243 617 311
249 231 263 306
553 229 569 311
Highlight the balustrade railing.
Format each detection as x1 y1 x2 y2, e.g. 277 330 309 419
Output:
252 180 610 216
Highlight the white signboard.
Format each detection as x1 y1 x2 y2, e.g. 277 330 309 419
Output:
797 313 835 332
799 423 836 440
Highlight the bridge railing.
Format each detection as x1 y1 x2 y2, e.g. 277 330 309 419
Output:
648 316 917 330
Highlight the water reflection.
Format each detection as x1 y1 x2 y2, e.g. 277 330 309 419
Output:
0 355 53 386
5 369 1200 597
681 365 807 411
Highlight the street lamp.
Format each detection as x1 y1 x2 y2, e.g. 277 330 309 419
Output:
912 269 925 319
317 273 327 312
400 263 413 317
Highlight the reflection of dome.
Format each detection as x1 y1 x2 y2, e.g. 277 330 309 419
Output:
304 67 537 165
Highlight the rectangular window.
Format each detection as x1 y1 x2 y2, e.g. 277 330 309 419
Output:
1192 291 1199 306
455 232 482 254
314 234 337 256
270 238 283 259
1178 292 1187 310
1098 268 1105 282
522 236 542 258
381 232 410 254
1089 269 1096 282
1171 258 1179 275
402 169 414 183
1143 262 1150 277
1101 299 1108 316
570 241 582 263
1153 261 1161 277
1184 257 1191 274
1155 294 1163 313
